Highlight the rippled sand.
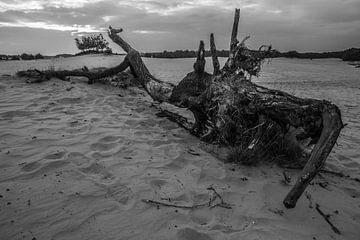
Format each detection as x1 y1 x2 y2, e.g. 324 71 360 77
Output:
0 75 359 240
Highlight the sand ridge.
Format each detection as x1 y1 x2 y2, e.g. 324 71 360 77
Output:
0 75 359 240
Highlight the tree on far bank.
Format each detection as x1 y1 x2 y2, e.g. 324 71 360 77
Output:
342 48 360 61
20 53 44 60
74 34 112 54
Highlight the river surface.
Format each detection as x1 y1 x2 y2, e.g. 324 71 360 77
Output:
1 55 359 177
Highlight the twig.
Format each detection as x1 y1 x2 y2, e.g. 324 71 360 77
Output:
315 203 341 235
314 169 359 183
208 186 233 209
142 187 233 210
319 169 346 177
207 186 224 203
187 148 200 156
241 122 266 135
141 199 208 209
210 203 233 209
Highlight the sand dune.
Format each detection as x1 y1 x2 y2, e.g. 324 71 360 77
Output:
0 75 359 240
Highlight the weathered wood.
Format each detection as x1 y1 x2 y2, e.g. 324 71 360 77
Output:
107 26 175 103
283 104 343 208
18 56 130 84
19 9 344 209
230 8 240 54
210 33 220 75
194 40 206 73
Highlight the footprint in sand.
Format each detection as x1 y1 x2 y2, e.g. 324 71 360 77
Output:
105 184 133 205
0 110 32 119
150 179 168 189
21 161 41 172
90 136 120 152
57 97 82 104
65 124 91 134
149 179 184 194
20 160 69 178
67 152 91 167
99 136 119 143
79 162 114 182
189 208 214 226
90 142 118 152
176 228 213 240
17 151 68 175
343 186 360 198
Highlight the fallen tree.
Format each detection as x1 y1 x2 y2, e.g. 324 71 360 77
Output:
18 9 344 208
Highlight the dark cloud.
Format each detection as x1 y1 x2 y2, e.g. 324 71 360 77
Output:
0 0 359 54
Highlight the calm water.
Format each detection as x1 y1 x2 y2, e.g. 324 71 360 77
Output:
1 55 359 177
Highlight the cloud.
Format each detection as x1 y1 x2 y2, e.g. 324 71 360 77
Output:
0 0 103 12
0 0 359 54
0 0 43 12
0 21 104 34
133 30 168 34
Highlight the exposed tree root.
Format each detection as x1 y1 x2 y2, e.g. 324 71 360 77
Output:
155 109 192 131
18 9 344 209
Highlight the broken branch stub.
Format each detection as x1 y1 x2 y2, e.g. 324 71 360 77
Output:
194 40 205 73
210 33 220 76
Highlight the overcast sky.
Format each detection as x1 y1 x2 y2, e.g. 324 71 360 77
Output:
1 0 359 55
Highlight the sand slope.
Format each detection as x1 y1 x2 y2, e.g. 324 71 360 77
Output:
0 75 359 240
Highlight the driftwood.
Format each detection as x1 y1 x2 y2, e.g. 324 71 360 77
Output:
18 9 344 208
142 187 232 210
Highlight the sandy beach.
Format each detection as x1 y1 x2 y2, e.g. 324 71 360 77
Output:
0 73 359 240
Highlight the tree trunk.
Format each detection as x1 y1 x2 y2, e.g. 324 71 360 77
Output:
18 9 344 208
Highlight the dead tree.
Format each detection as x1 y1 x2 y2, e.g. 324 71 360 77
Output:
18 9 344 208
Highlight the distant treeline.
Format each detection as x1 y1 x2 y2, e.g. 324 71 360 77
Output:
271 48 360 61
0 53 45 61
141 48 360 61
141 50 229 59
2 48 359 61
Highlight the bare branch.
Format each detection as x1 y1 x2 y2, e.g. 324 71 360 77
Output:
107 26 132 53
